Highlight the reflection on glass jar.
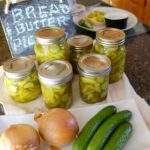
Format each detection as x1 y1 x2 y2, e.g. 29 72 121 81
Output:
67 35 93 73
3 57 41 103
34 27 69 65
38 60 73 109
78 54 111 103
94 28 126 83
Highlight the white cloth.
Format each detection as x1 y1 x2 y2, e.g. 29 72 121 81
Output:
0 66 150 129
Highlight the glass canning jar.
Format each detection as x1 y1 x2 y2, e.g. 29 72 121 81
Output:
94 28 126 83
3 57 41 103
67 35 93 73
78 53 111 104
38 60 73 109
34 27 69 65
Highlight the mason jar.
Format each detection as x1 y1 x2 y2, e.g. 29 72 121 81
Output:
3 57 41 103
67 35 93 73
38 60 73 109
34 27 69 65
94 28 126 83
78 53 111 103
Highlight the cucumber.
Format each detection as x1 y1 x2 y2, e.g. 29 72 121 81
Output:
72 105 117 150
103 122 132 150
79 19 85 26
87 110 132 150
78 19 93 29
84 20 93 29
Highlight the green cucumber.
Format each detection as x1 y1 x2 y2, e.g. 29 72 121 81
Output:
87 110 132 150
84 20 93 29
79 19 85 26
72 105 117 150
78 19 93 29
103 122 132 150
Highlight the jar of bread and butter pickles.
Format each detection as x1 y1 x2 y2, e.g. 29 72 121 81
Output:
38 60 73 109
94 28 126 83
3 57 41 103
67 35 93 73
34 27 69 65
78 54 111 103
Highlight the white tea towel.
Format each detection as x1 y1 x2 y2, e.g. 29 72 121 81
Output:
0 66 150 129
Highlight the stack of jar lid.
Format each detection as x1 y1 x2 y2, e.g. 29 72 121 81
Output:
3 26 126 109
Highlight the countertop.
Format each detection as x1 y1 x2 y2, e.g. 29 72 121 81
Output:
125 33 150 103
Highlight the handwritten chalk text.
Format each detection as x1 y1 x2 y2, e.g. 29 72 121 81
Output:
2 1 75 55
11 4 69 22
14 16 70 36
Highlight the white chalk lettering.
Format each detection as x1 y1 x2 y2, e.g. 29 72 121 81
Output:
8 3 72 54
13 35 35 52
38 6 48 18
33 20 40 29
25 22 34 31
12 8 23 23
13 38 22 52
25 6 36 19
15 23 25 35
60 4 69 14
40 19 47 27
57 16 67 26
48 17 56 26
28 35 34 45
22 36 28 48
50 4 60 16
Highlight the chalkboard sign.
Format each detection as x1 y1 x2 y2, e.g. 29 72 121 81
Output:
0 0 76 57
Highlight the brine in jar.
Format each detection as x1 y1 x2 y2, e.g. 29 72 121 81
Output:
34 27 69 65
3 57 41 103
78 54 111 103
67 35 93 73
38 60 73 109
94 28 126 83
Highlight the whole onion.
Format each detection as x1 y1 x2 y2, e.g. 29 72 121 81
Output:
0 124 40 150
34 108 79 147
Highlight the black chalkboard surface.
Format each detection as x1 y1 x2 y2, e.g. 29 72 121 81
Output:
0 0 76 57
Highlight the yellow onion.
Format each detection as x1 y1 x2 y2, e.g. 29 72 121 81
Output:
0 124 40 150
34 108 79 147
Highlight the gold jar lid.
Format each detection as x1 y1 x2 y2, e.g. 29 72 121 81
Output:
38 60 73 85
67 35 93 50
96 28 125 46
78 54 111 77
3 57 35 79
35 27 65 44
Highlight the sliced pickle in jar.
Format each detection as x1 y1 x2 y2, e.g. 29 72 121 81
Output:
41 82 72 109
34 42 69 65
4 71 41 103
70 48 92 73
94 43 104 54
94 43 126 83
79 75 109 103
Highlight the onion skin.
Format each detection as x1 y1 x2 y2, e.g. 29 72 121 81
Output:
50 145 60 150
35 108 79 147
0 124 40 150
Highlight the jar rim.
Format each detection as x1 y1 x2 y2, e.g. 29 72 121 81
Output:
67 34 93 50
35 27 66 44
96 28 125 46
3 57 35 79
78 53 111 77
38 60 73 85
